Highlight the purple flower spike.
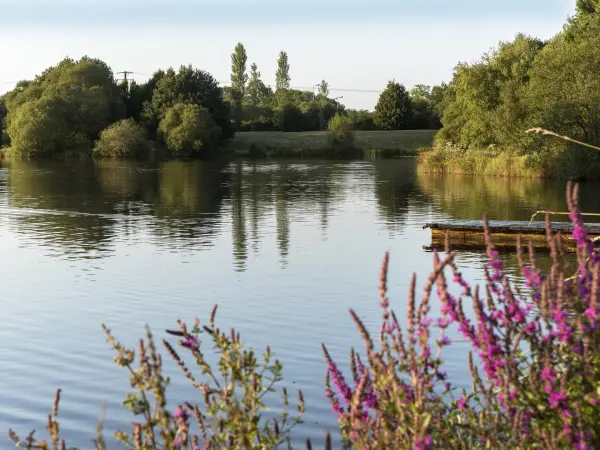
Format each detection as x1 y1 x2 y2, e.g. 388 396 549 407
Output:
182 336 198 348
173 405 189 423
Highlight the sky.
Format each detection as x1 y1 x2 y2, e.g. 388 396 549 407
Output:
0 0 577 110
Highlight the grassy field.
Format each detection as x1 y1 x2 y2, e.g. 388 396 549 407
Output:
226 130 437 158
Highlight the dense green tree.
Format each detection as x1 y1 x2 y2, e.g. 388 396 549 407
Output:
0 97 7 146
158 103 221 156
577 0 600 14
6 96 72 157
525 20 600 146
135 70 167 135
147 65 233 141
4 56 125 157
121 77 159 123
346 109 376 130
564 1 600 39
245 63 270 107
374 81 412 130
230 43 248 127
429 83 447 117
39 57 125 122
437 34 544 149
408 85 433 129
94 118 152 158
406 83 449 129
272 104 305 132
3 81 36 111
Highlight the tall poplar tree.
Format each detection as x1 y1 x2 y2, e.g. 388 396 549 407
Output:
230 43 248 126
275 51 291 108
318 80 329 130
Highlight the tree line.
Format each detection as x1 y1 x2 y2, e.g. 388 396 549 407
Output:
431 0 600 178
0 44 446 158
223 44 445 133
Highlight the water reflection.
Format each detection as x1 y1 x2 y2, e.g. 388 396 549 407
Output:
373 159 416 228
5 159 425 271
7 161 116 259
417 172 600 222
5 160 600 272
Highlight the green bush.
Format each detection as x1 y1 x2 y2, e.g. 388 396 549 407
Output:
93 119 152 158
327 112 355 150
158 103 222 157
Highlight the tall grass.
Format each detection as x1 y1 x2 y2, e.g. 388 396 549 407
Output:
418 132 600 179
417 142 538 177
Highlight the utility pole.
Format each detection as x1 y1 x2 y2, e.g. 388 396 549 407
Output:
312 83 320 102
116 71 133 92
333 96 343 111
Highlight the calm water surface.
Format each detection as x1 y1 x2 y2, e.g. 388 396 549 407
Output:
1 158 599 448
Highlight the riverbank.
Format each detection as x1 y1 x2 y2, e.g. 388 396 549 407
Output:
226 130 436 158
417 143 600 180
0 130 437 161
417 146 538 177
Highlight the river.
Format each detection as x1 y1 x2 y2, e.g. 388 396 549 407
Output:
0 158 599 448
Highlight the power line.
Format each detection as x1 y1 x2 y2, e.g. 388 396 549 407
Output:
0 73 385 94
217 81 382 94
126 71 384 94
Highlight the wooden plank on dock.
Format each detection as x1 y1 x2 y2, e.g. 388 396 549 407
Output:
423 220 600 251
424 220 600 234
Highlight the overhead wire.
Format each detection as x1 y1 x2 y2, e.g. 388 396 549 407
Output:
126 72 383 94
1 71 385 94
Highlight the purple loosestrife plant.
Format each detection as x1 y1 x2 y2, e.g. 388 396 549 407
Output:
323 181 600 449
9 305 314 450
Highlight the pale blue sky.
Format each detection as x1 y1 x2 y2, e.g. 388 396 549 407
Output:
0 0 576 110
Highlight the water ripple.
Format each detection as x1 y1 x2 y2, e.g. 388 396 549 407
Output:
1 159 599 447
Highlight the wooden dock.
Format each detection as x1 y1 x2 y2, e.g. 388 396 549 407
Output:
423 220 600 251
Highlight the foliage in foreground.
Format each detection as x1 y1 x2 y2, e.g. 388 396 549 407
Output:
9 306 311 450
324 181 600 449
8 181 600 449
